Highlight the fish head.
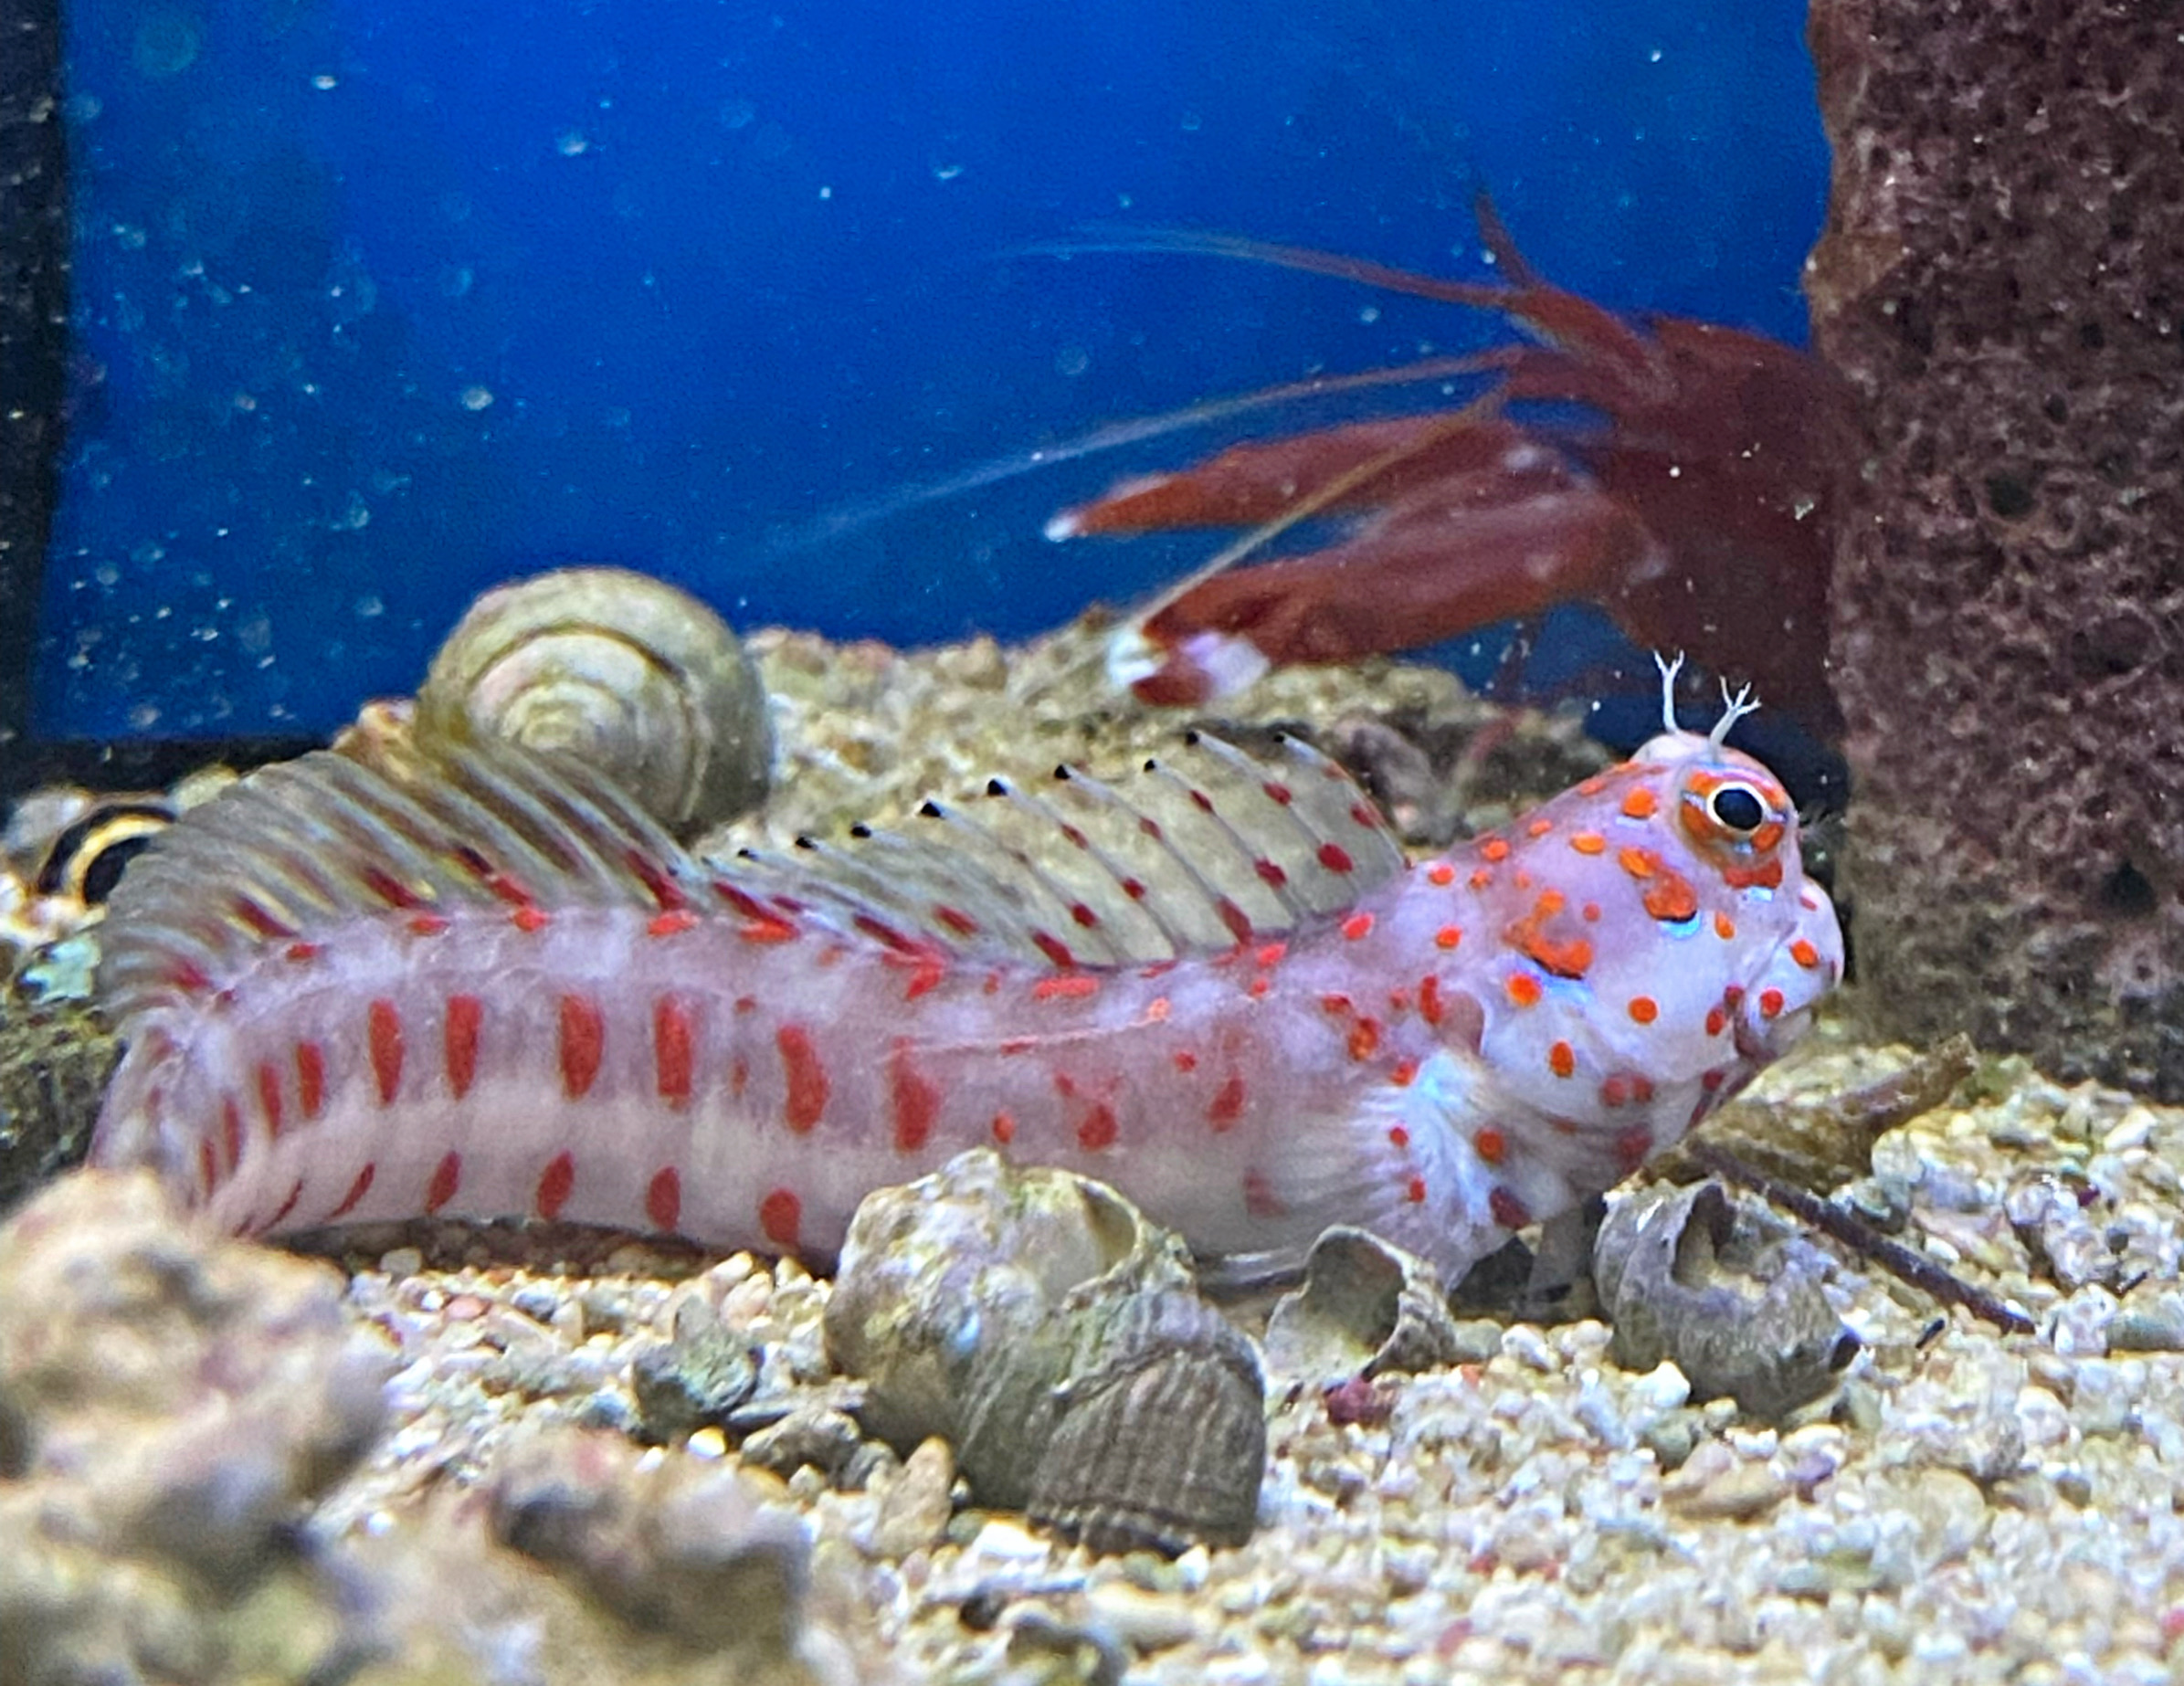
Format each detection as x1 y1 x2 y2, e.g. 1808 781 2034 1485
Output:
1621 724 1844 1054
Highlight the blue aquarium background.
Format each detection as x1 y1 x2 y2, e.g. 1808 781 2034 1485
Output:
42 0 1828 742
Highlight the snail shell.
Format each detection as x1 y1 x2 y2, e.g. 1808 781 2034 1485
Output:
1594 1180 1858 1419
413 566 771 838
1261 1225 1464 1385
823 1147 1267 1555
1025 1284 1265 1556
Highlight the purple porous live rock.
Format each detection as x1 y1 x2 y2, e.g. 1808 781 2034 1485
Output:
1807 0 2184 1095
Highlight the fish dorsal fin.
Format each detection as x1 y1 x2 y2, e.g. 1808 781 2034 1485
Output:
729 731 1407 968
97 737 709 1026
97 730 1409 1027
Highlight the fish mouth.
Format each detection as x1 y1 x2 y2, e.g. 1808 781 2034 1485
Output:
1735 1000 1817 1065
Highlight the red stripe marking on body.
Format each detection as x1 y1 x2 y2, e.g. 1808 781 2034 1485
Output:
222 1096 244 1170
739 917 797 943
1342 911 1375 942
324 1163 375 1221
1033 974 1099 1001
1407 1175 1428 1205
256 1061 285 1137
1256 859 1289 890
1078 1101 1118 1152
535 1151 575 1220
295 1042 326 1119
758 1187 802 1251
649 909 700 938
445 996 481 1099
368 999 405 1103
1207 1072 1246 1131
654 997 694 1108
647 1165 682 1231
284 942 320 964
1489 1186 1532 1229
407 913 450 937
263 1178 303 1230
559 995 605 1099
512 906 552 933
426 1151 462 1214
889 1039 942 1154
991 1112 1016 1144
776 1025 829 1132
1347 1019 1381 1061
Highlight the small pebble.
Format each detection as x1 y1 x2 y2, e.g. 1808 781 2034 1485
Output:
1661 1446 1790 1521
1084 1582 1202 1652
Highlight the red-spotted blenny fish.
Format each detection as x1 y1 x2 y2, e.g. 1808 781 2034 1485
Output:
91 680 1841 1287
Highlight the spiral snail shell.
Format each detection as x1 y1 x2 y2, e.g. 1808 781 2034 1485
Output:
412 566 772 838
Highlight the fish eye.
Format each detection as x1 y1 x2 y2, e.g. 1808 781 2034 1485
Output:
1708 784 1768 835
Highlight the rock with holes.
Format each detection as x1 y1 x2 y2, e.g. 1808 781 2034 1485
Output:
0 1167 394 1683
